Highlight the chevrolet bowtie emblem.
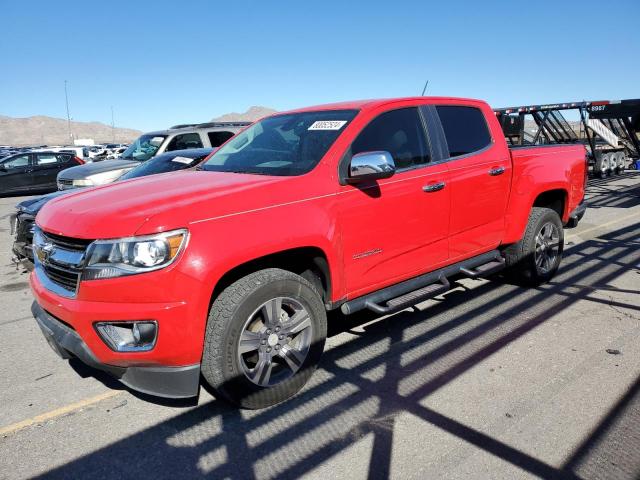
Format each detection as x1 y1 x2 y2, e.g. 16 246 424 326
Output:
37 242 55 263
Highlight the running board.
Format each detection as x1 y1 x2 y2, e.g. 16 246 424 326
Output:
366 277 450 315
459 258 505 278
341 250 504 315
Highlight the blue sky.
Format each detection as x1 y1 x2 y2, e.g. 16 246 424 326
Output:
1 0 638 131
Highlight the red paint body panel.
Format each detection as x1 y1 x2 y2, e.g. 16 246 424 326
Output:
31 97 587 369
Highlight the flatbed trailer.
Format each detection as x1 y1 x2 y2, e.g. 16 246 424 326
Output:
494 99 640 177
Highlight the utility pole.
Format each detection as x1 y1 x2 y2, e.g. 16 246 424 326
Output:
64 80 73 144
111 106 115 142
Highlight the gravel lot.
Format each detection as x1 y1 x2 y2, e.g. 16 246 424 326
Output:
1 172 639 480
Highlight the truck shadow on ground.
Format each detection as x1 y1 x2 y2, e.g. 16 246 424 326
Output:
38 217 640 476
584 171 640 210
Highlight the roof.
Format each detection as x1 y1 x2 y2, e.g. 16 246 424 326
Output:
144 121 251 136
276 96 484 115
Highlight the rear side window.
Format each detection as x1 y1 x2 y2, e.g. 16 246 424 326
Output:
166 133 204 151
57 153 74 163
207 131 234 147
436 106 491 157
350 107 430 170
35 153 59 165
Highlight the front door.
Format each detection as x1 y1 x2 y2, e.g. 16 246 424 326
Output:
0 154 32 193
337 107 450 298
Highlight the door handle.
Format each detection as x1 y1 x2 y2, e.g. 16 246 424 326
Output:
488 166 505 176
422 181 446 192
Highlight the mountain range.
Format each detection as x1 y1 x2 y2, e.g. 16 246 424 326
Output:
0 106 278 146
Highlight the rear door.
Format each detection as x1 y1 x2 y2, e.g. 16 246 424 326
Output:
32 152 64 189
338 106 450 297
434 105 511 260
0 154 33 193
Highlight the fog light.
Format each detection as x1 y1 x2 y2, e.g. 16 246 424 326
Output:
94 321 157 352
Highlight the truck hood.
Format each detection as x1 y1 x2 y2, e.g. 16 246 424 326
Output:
58 159 140 180
36 170 297 239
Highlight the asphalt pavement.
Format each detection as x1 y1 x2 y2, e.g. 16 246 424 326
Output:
1 172 639 479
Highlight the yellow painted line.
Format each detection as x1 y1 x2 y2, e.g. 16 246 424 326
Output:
566 210 640 242
0 390 122 437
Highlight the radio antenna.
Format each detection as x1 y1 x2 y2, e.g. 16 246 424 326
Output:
421 80 429 96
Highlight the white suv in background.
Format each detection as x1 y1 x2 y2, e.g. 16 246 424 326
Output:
56 121 250 190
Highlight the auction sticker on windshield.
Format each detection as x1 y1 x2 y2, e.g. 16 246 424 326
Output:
308 120 348 130
172 156 196 164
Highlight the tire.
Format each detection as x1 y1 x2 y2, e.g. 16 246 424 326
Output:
503 207 564 286
609 154 618 175
595 154 609 179
615 152 626 174
201 268 327 409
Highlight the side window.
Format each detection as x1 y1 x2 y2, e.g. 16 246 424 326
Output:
3 155 30 169
436 106 492 157
166 133 204 151
351 107 430 170
35 153 59 165
207 131 234 147
56 153 74 164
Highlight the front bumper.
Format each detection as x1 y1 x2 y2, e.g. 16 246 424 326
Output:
32 301 200 398
10 212 34 264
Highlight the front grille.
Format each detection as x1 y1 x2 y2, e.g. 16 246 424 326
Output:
36 230 94 296
43 263 80 291
42 231 93 251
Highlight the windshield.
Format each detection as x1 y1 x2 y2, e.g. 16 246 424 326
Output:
119 150 212 180
120 134 167 161
202 109 358 176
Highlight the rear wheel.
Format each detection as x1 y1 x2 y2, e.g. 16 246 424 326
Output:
503 207 564 285
609 154 618 175
201 268 327 409
615 152 626 174
595 154 609 178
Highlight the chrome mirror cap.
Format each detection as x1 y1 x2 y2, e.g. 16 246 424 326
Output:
348 151 396 183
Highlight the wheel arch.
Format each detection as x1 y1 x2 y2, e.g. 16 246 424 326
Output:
532 188 567 219
210 246 333 308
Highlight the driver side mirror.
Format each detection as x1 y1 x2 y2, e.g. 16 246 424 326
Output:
347 151 396 184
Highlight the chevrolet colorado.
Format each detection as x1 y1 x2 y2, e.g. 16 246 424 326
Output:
30 97 587 408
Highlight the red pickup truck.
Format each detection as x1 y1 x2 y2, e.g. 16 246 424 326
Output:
30 97 587 408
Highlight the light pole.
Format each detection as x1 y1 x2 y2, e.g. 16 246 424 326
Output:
64 80 73 144
111 106 115 143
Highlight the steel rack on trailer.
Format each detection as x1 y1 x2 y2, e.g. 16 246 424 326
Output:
494 99 640 178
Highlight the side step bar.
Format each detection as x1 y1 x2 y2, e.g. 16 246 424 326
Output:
341 250 505 316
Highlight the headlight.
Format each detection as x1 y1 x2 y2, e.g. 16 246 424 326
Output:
82 229 188 280
72 179 94 187
78 169 127 187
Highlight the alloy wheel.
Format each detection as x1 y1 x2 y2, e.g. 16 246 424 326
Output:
534 222 560 275
237 297 313 387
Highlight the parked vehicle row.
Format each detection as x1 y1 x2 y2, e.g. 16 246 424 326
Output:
56 121 248 190
11 148 213 264
27 96 588 409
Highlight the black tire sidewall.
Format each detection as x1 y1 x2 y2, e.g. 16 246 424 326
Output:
204 272 326 409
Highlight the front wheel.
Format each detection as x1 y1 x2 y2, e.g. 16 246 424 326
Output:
503 207 564 285
201 268 327 409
